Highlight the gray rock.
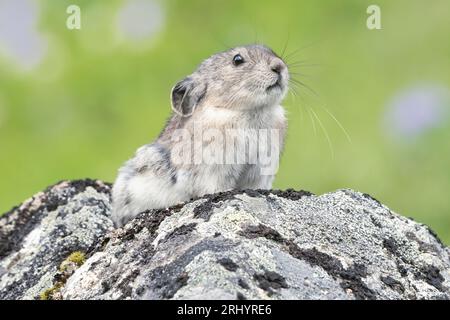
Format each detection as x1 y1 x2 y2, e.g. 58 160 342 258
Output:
1 180 449 300
0 180 113 300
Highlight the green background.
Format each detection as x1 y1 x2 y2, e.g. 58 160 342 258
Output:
1 0 449 243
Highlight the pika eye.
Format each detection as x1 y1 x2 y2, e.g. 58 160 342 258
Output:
232 54 244 66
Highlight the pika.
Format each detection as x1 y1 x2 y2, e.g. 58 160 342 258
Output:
112 44 289 227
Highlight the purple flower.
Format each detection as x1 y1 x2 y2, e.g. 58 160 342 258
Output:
117 0 165 42
383 85 450 141
0 0 47 69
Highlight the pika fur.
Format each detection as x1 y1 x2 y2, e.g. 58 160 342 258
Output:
112 44 289 227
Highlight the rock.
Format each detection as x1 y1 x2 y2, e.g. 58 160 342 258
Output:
0 180 113 300
1 180 449 300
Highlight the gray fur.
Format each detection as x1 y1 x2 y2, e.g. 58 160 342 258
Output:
112 45 289 227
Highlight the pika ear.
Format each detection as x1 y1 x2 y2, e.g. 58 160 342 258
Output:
171 77 207 117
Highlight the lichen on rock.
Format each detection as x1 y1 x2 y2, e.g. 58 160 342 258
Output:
0 180 113 300
0 180 449 300
40 250 87 300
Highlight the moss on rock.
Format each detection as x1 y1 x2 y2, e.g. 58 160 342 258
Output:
40 251 86 300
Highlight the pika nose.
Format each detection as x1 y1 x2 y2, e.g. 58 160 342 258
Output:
270 60 285 75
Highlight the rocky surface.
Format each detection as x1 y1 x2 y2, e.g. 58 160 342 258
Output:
0 179 449 300
0 180 113 300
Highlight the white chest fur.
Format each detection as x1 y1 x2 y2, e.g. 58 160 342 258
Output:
174 104 287 195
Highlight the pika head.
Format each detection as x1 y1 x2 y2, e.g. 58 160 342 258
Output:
171 45 289 117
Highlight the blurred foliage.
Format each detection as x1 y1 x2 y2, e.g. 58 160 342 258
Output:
0 0 449 243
